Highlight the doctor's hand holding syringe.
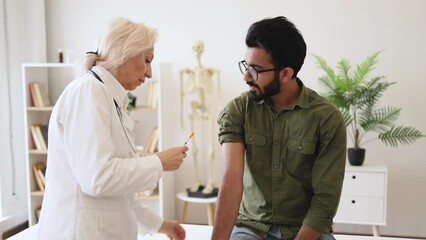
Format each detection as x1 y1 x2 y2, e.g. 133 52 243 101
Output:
156 132 194 171
157 132 194 171
156 146 188 171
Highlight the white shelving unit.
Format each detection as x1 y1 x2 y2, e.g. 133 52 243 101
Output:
130 71 160 213
155 63 176 219
130 63 176 219
22 63 75 226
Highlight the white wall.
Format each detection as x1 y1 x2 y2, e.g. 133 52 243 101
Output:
0 0 47 232
0 0 10 219
36 0 426 238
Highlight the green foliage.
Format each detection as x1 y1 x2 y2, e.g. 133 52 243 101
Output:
127 92 137 111
313 51 424 149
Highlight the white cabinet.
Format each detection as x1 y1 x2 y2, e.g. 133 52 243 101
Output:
22 63 75 226
334 163 387 236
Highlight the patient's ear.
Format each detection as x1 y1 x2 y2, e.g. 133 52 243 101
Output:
280 67 294 83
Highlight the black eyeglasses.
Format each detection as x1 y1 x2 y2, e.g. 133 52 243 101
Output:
238 60 283 81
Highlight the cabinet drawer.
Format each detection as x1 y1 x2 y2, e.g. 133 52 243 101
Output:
342 172 385 197
334 196 385 224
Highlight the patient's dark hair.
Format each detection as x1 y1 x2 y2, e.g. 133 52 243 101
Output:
246 16 306 78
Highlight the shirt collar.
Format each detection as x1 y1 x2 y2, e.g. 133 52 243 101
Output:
260 78 310 110
91 66 129 110
292 78 310 109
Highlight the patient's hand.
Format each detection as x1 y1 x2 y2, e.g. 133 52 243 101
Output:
159 219 186 240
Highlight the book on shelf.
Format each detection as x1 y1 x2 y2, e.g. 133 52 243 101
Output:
147 82 158 109
39 124 49 148
35 207 42 221
35 125 47 150
38 167 46 186
30 124 48 150
28 82 51 107
38 82 51 107
143 127 158 154
32 162 46 192
30 125 43 150
28 83 39 107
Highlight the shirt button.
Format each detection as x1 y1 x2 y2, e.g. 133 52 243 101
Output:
249 137 253 141
273 164 278 169
298 145 303 150
275 141 279 145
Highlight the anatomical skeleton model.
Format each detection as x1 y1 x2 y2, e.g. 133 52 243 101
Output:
179 40 220 197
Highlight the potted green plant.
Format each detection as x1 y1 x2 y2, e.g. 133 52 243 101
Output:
127 92 137 111
313 51 425 166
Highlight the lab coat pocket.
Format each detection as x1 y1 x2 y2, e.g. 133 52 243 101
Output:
76 207 123 239
76 193 124 239
80 194 121 210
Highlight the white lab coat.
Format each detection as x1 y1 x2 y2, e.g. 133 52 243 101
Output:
37 66 164 240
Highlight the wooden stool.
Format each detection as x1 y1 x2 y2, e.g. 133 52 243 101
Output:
176 192 217 226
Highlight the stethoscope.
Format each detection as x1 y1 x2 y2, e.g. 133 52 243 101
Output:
88 69 138 157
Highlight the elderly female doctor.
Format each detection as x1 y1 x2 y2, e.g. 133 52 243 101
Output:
37 18 188 240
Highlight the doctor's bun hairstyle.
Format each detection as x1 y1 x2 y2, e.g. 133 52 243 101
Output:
79 17 158 75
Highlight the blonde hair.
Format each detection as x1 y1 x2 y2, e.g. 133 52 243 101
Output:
78 18 158 75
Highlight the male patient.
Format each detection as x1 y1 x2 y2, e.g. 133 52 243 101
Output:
211 16 347 240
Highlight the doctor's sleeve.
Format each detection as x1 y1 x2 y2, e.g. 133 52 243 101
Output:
134 200 164 236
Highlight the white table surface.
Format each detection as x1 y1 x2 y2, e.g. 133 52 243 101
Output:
8 224 212 240
9 223 418 240
139 224 212 239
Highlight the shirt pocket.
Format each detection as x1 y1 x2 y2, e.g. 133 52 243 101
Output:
286 138 316 180
245 132 267 168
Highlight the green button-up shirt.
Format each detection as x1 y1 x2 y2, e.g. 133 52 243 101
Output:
217 79 346 239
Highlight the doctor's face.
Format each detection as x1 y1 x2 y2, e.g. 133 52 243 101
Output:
117 49 154 90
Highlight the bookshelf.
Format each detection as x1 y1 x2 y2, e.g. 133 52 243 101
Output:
22 63 75 226
128 66 162 215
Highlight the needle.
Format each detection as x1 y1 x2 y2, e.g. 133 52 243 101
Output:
184 131 195 146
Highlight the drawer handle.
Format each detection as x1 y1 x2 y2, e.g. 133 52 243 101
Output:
352 175 356 179
351 200 356 204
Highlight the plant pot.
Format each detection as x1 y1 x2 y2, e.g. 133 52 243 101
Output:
347 148 366 166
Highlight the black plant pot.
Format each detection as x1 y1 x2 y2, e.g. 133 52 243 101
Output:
347 148 366 166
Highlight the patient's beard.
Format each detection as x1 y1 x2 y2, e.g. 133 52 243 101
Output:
248 73 281 102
